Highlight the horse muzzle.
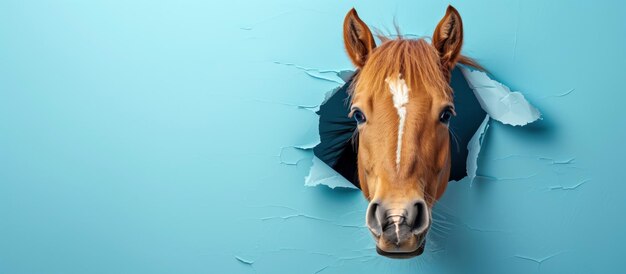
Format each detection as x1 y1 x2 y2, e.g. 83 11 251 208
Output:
366 199 430 258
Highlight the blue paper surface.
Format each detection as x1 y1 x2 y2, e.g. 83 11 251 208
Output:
1 1 625 273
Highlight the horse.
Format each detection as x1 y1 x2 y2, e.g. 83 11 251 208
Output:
342 5 480 258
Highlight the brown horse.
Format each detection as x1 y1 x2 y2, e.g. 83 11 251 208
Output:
343 6 479 258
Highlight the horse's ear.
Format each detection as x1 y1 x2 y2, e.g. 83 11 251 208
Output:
432 5 464 75
343 8 376 68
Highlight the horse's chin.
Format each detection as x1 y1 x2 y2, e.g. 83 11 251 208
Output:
376 241 426 259
373 227 428 259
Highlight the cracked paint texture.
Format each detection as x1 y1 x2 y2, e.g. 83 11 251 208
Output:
0 1 624 274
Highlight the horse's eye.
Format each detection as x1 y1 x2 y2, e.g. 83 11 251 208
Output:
439 108 453 124
353 109 367 124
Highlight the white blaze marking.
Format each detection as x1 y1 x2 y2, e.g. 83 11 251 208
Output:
385 75 410 170
394 222 401 245
390 215 403 245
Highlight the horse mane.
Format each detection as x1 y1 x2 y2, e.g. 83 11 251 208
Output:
373 30 484 71
349 31 483 103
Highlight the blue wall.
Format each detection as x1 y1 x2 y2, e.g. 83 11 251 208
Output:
1 1 625 273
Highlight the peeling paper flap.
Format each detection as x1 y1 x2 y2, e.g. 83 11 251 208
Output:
460 66 541 126
305 156 358 189
448 68 489 181
466 115 490 182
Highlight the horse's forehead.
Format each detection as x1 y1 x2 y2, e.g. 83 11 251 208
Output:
370 75 435 111
353 70 446 118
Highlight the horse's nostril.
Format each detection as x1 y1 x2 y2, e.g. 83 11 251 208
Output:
409 200 429 235
366 201 384 236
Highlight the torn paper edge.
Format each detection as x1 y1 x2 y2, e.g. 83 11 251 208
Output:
302 72 358 190
274 61 353 85
466 115 490 183
284 67 357 190
305 156 358 189
460 65 541 126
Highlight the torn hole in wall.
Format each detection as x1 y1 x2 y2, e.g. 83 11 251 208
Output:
304 65 541 189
